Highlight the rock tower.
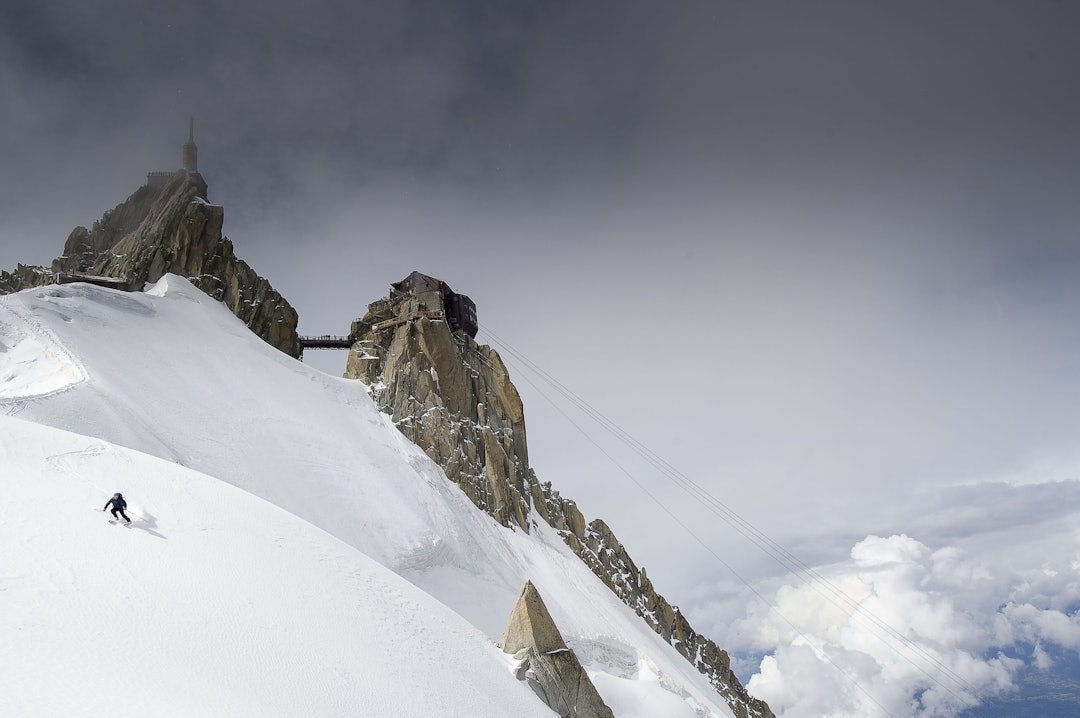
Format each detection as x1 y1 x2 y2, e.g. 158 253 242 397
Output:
501 581 615 718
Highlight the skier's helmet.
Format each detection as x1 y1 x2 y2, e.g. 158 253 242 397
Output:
114 493 121 497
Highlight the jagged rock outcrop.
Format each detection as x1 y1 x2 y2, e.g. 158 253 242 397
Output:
344 272 774 718
0 264 54 294
0 171 300 357
568 519 770 717
501 581 615 718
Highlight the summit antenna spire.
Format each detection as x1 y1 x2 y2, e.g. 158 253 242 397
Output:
182 117 198 173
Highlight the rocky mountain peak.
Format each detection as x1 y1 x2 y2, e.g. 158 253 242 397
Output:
345 271 774 718
501 580 569 655
0 171 301 357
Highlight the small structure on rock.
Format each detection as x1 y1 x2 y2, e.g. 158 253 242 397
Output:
376 270 478 338
501 581 615 718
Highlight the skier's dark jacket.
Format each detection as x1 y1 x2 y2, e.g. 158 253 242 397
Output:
104 495 127 511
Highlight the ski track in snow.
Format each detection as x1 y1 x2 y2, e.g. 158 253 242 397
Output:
0 291 89 403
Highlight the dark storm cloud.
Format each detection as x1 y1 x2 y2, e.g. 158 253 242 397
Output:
3 0 1079 233
1 0 665 265
650 2 1080 166
2 0 657 184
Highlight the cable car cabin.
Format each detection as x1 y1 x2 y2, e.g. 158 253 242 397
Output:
390 271 479 339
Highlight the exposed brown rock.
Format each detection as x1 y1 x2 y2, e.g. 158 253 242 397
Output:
345 280 532 531
501 581 615 718
0 171 301 357
0 264 54 294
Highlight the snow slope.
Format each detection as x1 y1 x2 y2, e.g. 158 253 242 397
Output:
0 416 550 718
0 276 736 717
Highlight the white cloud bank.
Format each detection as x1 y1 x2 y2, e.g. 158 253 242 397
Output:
732 520 1080 718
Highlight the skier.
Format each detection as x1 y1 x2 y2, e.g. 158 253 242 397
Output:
103 492 131 524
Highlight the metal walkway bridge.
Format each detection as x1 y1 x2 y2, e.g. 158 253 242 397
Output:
298 335 356 358
299 309 446 357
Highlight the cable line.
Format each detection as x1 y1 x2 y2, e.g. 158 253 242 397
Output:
477 326 982 707
493 343 898 716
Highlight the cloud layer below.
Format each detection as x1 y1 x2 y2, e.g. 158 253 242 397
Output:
719 486 1080 717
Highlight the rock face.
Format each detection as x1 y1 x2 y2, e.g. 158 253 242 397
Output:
345 275 535 531
501 581 615 718
0 264 54 293
344 272 774 718
0 171 301 357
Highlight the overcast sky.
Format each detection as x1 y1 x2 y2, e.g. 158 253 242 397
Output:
3 2 1079 715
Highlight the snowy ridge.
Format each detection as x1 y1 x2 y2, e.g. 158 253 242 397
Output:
0 276 736 717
